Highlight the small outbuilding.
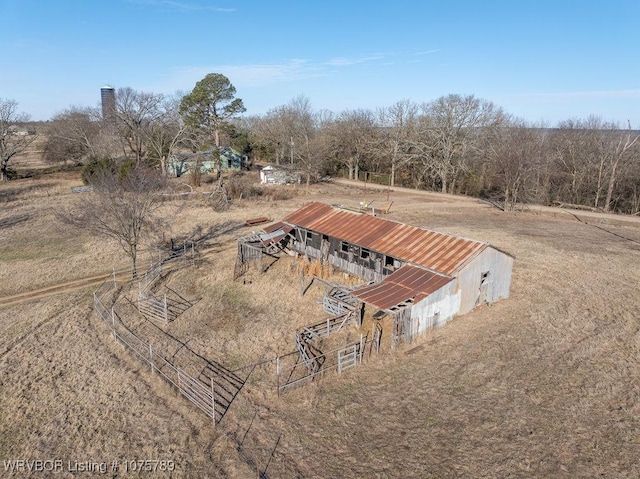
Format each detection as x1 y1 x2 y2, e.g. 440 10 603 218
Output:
168 147 248 177
259 164 302 185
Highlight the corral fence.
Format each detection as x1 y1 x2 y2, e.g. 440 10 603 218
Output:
136 241 196 324
93 281 218 425
91 242 306 477
92 242 376 477
136 290 169 324
234 239 264 280
139 261 162 294
276 334 369 394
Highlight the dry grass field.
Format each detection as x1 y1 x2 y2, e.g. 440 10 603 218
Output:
1 169 639 478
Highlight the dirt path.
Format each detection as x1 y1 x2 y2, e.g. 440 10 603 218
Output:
0 240 232 309
0 269 132 308
333 178 640 225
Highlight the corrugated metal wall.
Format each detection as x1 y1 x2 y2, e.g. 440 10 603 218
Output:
289 225 514 348
410 280 461 334
455 247 514 315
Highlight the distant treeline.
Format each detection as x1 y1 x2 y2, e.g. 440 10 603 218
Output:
18 88 639 214
245 96 640 214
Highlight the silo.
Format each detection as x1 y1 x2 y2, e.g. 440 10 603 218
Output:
101 85 116 120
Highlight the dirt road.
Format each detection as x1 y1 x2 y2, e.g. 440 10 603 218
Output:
332 178 640 225
0 269 131 308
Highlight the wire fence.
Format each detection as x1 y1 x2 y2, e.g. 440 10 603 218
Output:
91 242 377 478
94 280 217 424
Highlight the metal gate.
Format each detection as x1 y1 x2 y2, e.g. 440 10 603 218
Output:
337 343 359 374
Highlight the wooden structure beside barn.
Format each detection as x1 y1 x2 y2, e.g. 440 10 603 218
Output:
242 202 514 348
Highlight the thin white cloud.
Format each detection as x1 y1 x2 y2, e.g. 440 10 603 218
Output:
413 49 442 55
126 0 235 12
148 59 327 92
325 55 385 67
147 51 417 96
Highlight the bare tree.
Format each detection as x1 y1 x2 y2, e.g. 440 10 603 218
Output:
63 165 166 278
417 94 507 193
115 87 165 165
378 99 419 186
250 96 325 182
144 92 188 175
602 121 639 212
549 119 597 205
43 106 102 164
285 96 317 183
0 99 36 181
618 154 640 214
325 108 377 180
247 109 290 165
485 119 547 210
550 116 640 211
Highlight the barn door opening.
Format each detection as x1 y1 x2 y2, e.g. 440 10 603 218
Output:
477 271 490 305
320 235 330 263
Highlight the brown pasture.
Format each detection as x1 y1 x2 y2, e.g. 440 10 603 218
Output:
1 170 639 478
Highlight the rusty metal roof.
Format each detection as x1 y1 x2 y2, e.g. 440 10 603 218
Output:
350 265 454 310
263 221 291 234
283 202 487 275
261 221 293 245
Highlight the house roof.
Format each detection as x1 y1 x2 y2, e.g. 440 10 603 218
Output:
350 265 454 310
283 202 488 275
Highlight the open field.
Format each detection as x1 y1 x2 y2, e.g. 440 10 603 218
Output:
1 170 639 478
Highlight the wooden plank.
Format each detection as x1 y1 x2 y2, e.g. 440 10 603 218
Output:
244 216 269 226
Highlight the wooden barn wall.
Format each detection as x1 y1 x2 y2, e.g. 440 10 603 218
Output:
290 229 390 282
455 247 514 315
410 281 461 336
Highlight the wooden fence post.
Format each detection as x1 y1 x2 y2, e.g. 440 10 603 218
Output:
359 334 364 364
163 294 168 324
149 344 154 374
276 356 280 396
299 270 304 296
211 376 216 427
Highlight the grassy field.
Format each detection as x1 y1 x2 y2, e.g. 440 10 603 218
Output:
1 170 639 478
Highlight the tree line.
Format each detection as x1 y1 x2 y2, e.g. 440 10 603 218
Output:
246 95 640 214
2 73 639 214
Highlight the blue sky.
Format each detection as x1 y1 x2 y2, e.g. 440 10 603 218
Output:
2 0 639 126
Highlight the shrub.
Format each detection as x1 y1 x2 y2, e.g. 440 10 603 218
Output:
81 158 114 185
225 171 263 199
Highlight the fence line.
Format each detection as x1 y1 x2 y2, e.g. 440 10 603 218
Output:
91 242 373 477
136 240 197 323
93 279 217 426
139 262 162 294
277 335 368 394
137 289 169 324
91 243 296 476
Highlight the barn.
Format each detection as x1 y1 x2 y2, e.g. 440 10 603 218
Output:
254 202 514 347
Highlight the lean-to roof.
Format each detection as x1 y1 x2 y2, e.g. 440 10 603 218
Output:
350 265 454 310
